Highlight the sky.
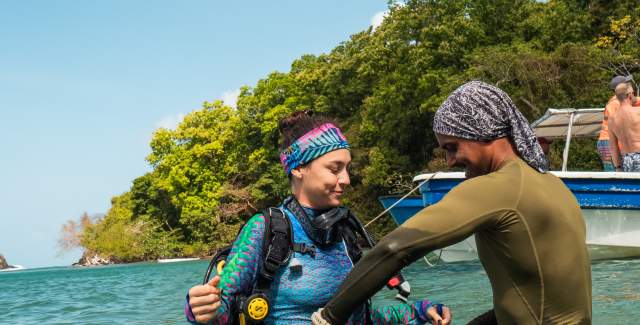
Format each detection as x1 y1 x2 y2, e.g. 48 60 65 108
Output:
0 1 389 268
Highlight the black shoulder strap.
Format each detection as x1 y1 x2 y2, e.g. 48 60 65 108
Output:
259 207 293 282
255 207 317 293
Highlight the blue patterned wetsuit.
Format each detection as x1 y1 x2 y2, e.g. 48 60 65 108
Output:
186 200 434 324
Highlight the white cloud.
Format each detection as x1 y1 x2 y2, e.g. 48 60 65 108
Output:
156 113 185 130
221 88 241 108
371 11 388 31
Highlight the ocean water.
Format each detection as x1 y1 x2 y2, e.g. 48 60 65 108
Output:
0 259 638 324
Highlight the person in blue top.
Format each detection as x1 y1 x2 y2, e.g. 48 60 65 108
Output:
184 110 452 324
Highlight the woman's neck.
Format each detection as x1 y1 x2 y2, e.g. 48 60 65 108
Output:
291 185 321 210
292 195 329 217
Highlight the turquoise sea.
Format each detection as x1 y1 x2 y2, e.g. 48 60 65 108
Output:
1 259 638 324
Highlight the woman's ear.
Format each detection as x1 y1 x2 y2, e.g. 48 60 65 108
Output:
291 168 303 180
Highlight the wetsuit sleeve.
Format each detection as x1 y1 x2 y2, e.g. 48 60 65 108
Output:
467 309 498 325
368 300 433 324
186 214 266 324
185 294 198 323
321 175 518 324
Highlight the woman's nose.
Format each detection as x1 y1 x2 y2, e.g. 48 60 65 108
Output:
338 170 350 186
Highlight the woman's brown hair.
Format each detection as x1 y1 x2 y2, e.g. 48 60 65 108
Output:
278 109 339 150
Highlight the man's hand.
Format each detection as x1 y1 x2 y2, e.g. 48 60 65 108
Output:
427 304 452 325
188 275 222 324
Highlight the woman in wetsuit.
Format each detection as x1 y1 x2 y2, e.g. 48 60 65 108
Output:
184 110 450 324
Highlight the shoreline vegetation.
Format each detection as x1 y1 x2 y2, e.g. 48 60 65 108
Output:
58 0 640 265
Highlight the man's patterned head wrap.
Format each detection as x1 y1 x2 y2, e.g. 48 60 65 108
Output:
280 123 350 175
433 81 549 173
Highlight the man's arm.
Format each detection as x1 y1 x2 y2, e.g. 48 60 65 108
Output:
609 127 622 170
318 175 515 324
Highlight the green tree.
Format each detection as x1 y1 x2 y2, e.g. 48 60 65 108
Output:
65 0 639 260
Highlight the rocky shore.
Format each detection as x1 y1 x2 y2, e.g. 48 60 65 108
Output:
0 254 8 269
72 250 206 266
73 251 114 267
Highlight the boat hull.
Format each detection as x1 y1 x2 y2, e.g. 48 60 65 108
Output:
379 172 640 262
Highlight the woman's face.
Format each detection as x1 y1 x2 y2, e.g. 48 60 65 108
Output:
293 149 351 209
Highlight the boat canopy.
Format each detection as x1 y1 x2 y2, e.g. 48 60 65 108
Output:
531 108 604 139
530 108 604 171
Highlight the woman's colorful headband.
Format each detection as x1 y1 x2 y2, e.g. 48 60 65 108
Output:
279 123 350 175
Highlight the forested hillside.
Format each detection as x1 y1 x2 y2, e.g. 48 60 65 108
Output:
60 0 640 262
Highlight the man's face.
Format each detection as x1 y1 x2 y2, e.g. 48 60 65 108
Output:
435 133 492 178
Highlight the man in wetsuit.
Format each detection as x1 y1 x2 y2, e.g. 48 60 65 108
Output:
609 82 640 172
312 81 592 324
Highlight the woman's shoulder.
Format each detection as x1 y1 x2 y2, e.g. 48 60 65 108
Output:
246 206 291 227
247 212 267 224
238 213 268 237
238 207 291 237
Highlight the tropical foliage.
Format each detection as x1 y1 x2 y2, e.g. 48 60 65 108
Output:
60 0 640 261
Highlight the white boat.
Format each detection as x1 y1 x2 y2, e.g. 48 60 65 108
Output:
157 257 200 263
380 108 640 263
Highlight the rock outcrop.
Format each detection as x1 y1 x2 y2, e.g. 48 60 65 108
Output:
73 251 113 266
0 254 8 269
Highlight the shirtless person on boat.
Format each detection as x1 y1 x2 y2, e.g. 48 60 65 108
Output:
312 81 592 325
597 75 637 171
609 82 640 172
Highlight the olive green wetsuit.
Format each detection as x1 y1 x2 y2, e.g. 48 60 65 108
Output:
322 158 592 324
